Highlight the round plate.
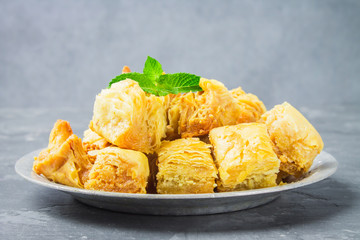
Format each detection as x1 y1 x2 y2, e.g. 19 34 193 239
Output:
15 149 337 215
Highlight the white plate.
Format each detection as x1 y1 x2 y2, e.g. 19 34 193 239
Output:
15 149 337 215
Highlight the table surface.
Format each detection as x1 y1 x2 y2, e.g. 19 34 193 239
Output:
1 105 359 240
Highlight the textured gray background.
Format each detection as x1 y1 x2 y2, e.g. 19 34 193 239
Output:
1 0 359 111
1 1 360 240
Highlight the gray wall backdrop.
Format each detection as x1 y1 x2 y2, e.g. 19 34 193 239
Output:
1 0 359 111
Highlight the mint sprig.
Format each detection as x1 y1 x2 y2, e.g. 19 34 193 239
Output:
108 56 203 96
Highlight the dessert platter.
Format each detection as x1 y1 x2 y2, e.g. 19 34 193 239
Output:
15 57 338 215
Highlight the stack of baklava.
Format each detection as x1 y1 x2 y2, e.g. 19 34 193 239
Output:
33 76 323 194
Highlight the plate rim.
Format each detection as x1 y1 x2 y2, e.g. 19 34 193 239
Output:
15 149 338 200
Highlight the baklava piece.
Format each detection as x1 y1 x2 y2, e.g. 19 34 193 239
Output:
167 78 266 138
230 87 266 123
33 120 93 188
90 80 168 153
156 138 218 194
209 123 280 191
259 102 324 178
84 147 149 193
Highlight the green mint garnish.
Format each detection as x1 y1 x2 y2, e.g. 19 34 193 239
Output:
108 56 203 96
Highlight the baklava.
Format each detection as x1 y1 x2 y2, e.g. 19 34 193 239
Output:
84 147 149 193
156 138 218 194
259 102 324 178
209 123 280 191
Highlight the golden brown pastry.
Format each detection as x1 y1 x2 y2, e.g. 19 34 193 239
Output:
156 138 218 194
230 87 266 123
146 94 170 151
209 123 280 191
82 128 112 153
84 147 149 193
166 78 266 138
166 94 182 139
33 120 93 188
259 102 324 178
90 80 168 153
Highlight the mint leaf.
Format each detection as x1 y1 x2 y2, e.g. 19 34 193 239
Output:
108 73 152 89
157 73 202 94
143 56 163 80
108 56 203 96
108 72 159 95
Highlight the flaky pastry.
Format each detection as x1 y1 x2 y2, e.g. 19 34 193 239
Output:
167 78 266 138
156 138 218 194
90 80 168 153
33 120 92 188
259 102 324 178
209 123 280 191
84 147 149 193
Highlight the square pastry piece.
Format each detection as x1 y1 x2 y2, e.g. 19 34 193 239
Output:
166 78 266 139
90 80 168 154
84 147 149 193
209 123 280 191
259 102 324 178
156 138 218 194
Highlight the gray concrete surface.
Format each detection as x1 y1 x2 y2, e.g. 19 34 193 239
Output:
1 0 360 239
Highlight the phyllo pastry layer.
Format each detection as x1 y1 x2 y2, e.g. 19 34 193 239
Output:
230 87 266 123
33 120 93 188
156 138 218 194
167 78 266 139
84 147 149 193
259 102 324 178
209 123 280 191
90 80 168 153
